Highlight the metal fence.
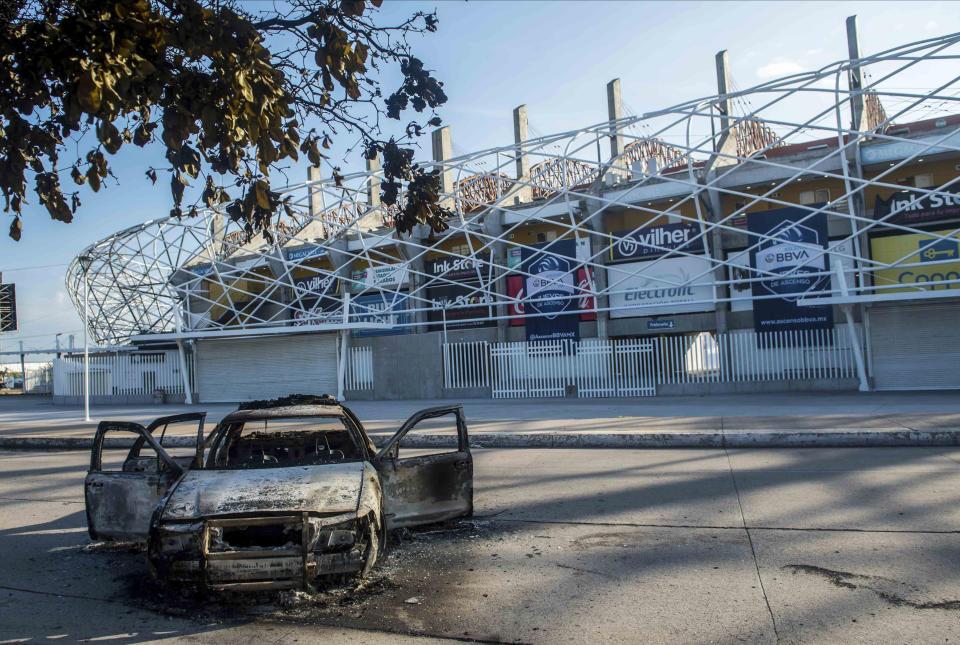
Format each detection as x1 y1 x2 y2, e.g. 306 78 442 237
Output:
443 341 490 389
442 324 864 399
24 365 53 394
53 351 192 397
344 346 374 391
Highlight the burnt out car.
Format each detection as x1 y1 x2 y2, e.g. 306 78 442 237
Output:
84 396 473 591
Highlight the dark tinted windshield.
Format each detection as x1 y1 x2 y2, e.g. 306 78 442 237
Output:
207 416 363 469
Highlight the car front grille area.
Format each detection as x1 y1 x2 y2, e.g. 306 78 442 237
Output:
209 522 302 552
166 514 368 590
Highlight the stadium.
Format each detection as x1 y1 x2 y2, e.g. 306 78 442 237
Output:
58 22 960 403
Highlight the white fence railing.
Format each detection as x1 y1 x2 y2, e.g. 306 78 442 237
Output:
53 351 191 397
443 341 490 389
442 324 864 399
345 346 374 391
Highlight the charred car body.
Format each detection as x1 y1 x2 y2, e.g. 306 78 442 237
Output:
84 396 473 591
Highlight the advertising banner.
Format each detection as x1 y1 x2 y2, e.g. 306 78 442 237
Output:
869 228 960 294
608 255 715 318
520 239 580 342
350 263 409 291
427 283 495 331
748 206 833 334
577 267 597 321
286 244 325 262
426 253 491 282
350 292 409 337
507 269 596 325
727 239 855 312
874 184 960 226
507 275 525 326
609 222 705 262
291 274 340 327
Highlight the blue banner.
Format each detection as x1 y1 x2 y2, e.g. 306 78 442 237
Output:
350 292 409 337
520 239 580 342
748 206 834 336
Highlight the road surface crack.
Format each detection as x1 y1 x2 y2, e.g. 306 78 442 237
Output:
724 446 780 642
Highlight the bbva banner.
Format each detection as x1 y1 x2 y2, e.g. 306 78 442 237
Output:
747 206 833 334
520 239 580 342
507 267 596 326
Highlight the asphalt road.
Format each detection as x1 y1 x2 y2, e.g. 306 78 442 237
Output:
2 447 960 643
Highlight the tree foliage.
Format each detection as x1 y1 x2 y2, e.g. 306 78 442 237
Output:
0 0 452 242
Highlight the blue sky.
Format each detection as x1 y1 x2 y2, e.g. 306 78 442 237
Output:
0 0 956 356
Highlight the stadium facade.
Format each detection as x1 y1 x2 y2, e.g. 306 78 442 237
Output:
62 22 960 403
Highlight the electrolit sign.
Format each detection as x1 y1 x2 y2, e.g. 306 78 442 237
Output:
610 222 705 262
748 206 833 334
608 255 715 318
520 239 580 342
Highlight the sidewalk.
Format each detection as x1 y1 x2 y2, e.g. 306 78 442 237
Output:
2 390 960 448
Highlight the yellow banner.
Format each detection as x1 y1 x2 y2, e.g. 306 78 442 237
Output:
870 228 960 293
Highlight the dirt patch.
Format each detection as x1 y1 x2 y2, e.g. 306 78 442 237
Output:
784 564 960 611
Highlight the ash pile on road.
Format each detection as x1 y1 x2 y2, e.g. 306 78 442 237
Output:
79 518 495 625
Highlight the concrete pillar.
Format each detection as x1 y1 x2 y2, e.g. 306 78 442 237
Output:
366 154 381 209
845 14 873 385
607 79 624 160
513 106 532 204
703 49 736 334
483 209 508 342
308 165 324 218
585 206 610 340
715 50 733 138
432 126 453 208
846 15 865 132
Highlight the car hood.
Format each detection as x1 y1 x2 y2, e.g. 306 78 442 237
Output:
161 462 365 521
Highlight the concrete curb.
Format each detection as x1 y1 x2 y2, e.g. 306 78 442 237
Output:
2 430 959 451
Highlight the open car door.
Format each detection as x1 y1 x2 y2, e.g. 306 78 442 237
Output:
373 405 473 529
85 418 191 541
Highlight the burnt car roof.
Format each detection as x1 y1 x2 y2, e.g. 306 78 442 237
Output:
237 394 340 410
220 404 346 423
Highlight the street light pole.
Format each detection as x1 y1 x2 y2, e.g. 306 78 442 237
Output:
78 255 93 422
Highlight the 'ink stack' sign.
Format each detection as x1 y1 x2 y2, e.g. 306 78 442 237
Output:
748 206 834 335
520 239 580 342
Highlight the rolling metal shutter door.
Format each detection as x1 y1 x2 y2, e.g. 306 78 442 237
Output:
871 303 960 390
197 334 338 402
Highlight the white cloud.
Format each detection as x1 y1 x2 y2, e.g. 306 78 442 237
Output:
805 48 824 57
756 59 805 80
925 20 939 32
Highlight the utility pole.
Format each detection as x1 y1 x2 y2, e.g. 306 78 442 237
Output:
18 341 25 394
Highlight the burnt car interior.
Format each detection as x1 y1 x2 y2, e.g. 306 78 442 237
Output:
206 417 364 469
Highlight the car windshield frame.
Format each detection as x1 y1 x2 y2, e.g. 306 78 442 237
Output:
204 411 369 470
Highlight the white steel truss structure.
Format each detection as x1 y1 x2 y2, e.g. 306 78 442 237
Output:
67 30 960 347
